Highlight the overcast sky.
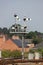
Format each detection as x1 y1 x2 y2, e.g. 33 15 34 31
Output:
0 0 43 32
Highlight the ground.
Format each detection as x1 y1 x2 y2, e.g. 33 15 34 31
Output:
5 62 43 65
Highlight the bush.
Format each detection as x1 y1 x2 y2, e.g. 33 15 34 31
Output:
29 49 34 53
2 50 22 58
11 50 22 59
2 50 11 58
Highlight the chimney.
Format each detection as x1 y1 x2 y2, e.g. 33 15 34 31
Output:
3 35 8 42
12 35 20 40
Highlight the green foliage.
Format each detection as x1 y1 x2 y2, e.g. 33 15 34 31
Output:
2 50 22 58
37 49 43 57
29 48 43 54
26 31 37 39
38 38 42 43
34 48 43 57
2 50 11 58
11 50 21 58
39 49 43 56
0 28 2 33
32 38 39 45
34 48 42 53
29 49 34 53
2 27 9 34
32 38 42 45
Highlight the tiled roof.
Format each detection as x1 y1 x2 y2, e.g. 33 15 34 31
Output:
0 36 29 51
12 39 29 48
0 38 19 51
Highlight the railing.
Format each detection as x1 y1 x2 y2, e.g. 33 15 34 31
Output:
0 58 43 65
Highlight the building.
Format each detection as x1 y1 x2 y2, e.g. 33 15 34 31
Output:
33 41 43 49
0 34 35 52
0 34 30 52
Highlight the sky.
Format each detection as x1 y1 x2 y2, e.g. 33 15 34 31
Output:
0 0 43 32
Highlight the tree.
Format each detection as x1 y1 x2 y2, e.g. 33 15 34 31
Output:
0 27 2 34
2 27 9 34
26 31 37 39
32 38 39 45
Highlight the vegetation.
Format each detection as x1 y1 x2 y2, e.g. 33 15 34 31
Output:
26 31 36 39
2 50 22 58
29 49 34 53
2 50 11 58
0 28 2 33
25 31 43 45
10 50 22 58
32 38 39 45
32 38 42 45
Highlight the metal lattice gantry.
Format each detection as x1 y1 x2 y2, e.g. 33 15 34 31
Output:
10 14 31 33
9 14 31 59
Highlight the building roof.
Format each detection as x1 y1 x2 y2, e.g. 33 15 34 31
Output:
12 39 29 48
0 35 29 51
0 37 19 51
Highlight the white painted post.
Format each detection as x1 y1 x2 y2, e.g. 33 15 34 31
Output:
28 53 34 60
0 50 1 58
35 52 40 59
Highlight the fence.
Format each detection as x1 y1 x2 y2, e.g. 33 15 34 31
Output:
0 58 43 65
